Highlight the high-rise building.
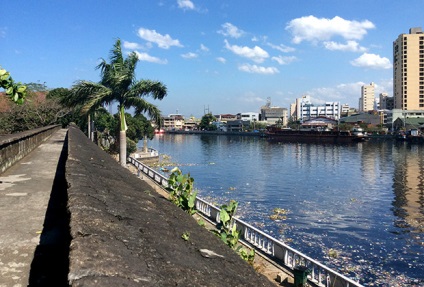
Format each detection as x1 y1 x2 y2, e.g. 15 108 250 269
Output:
393 27 424 110
359 82 375 112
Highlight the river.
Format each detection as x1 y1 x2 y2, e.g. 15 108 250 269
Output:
140 134 423 286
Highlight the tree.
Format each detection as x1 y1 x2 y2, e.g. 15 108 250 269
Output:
199 113 217 131
65 39 167 166
0 67 27 104
0 87 70 133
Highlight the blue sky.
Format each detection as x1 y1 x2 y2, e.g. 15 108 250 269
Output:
1 1 422 118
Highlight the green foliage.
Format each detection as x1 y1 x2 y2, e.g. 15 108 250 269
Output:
126 137 137 156
62 39 167 165
237 247 255 265
0 67 27 104
212 200 240 249
211 200 255 263
198 113 217 131
166 167 198 215
181 232 190 241
95 108 116 133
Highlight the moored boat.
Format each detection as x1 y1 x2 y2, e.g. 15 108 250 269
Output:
405 129 424 143
265 126 369 143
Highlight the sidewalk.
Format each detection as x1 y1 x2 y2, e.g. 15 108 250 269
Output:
0 129 68 287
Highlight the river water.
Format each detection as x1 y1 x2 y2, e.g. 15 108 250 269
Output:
141 134 423 286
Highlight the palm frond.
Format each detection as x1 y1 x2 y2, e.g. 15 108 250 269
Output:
69 81 112 115
130 80 167 100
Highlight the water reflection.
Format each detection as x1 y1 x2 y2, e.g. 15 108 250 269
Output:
145 135 424 285
392 143 424 234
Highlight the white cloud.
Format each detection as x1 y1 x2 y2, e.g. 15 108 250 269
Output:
177 0 194 10
123 41 143 50
218 23 245 38
323 40 367 52
238 63 279 74
286 15 375 44
240 92 266 104
200 44 209 52
137 28 183 49
267 42 295 53
350 53 392 69
216 57 226 63
181 52 198 59
134 51 168 64
224 40 269 63
272 55 297 65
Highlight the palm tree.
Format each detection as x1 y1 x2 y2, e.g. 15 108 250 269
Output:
67 39 167 166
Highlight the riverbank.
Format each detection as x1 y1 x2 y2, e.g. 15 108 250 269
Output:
165 129 396 141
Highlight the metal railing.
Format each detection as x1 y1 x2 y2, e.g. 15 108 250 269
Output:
128 157 363 287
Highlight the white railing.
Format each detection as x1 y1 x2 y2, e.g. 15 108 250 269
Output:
128 157 363 287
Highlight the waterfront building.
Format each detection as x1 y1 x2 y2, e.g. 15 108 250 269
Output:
393 27 424 110
289 102 297 121
260 99 288 125
379 92 394 110
239 112 259 122
359 82 375 112
162 114 185 130
391 109 424 130
391 27 424 128
294 95 341 122
339 112 381 126
226 120 250 132
214 114 238 123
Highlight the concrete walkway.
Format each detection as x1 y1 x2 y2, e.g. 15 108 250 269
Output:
0 129 68 287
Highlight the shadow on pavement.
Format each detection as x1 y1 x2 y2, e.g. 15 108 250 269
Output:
28 133 71 286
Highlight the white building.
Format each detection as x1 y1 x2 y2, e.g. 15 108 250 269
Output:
240 112 259 122
295 95 341 122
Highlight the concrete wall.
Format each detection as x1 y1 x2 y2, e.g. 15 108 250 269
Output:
0 125 61 174
66 125 275 286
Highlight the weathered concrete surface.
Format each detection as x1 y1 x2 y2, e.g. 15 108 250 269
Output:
66 126 275 286
0 125 61 173
0 128 69 287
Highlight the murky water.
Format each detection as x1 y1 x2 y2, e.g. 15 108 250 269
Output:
142 134 424 286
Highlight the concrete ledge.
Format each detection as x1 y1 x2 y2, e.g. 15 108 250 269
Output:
0 125 61 173
66 125 275 287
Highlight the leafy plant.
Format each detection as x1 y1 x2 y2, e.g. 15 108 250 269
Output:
181 232 190 241
212 200 256 263
0 67 27 104
238 247 255 265
166 167 198 215
213 200 240 249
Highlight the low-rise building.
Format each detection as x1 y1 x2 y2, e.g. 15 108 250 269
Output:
162 114 185 130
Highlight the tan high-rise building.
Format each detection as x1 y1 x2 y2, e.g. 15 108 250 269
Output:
393 27 424 110
359 82 375 112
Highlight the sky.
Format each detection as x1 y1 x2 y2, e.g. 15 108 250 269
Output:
1 0 423 118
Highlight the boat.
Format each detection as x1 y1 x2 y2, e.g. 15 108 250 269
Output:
265 126 369 143
405 129 424 143
154 129 165 134
394 131 407 141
